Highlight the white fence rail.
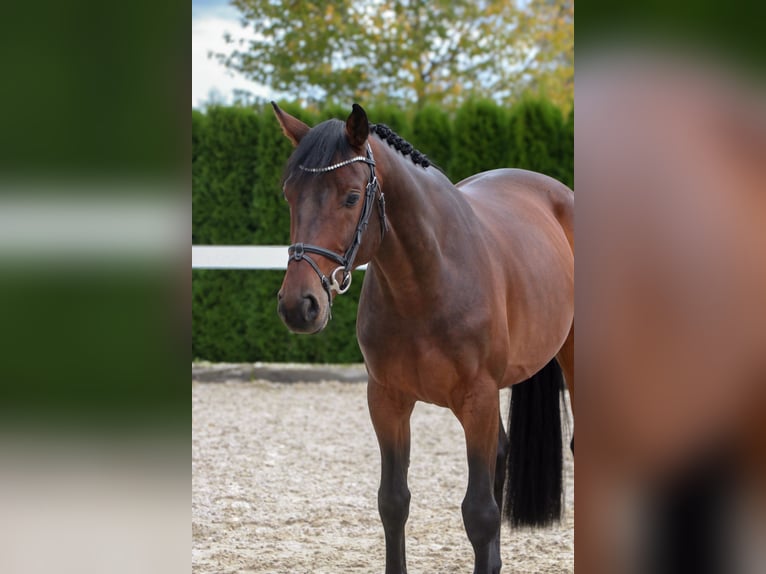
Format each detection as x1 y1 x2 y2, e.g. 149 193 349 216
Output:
193 246 289 269
192 246 368 270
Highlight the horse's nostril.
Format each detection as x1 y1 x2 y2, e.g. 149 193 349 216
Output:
302 294 320 322
277 290 284 301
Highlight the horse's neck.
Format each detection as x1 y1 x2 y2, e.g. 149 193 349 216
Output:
367 140 478 307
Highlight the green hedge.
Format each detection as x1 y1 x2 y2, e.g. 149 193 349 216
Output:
252 102 317 245
193 269 365 363
507 96 570 188
193 97 573 363
411 104 453 174
451 99 510 182
192 106 260 244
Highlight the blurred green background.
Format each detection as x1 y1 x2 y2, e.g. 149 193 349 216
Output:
0 0 187 432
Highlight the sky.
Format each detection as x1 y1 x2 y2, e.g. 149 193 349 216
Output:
192 0 275 108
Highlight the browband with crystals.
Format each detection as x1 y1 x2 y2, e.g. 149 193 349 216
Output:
299 155 375 173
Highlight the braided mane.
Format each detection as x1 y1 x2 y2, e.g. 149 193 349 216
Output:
371 124 430 168
283 119 431 187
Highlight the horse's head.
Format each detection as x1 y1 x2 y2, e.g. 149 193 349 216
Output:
273 103 386 334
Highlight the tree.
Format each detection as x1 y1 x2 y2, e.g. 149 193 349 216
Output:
217 0 573 109
514 0 574 111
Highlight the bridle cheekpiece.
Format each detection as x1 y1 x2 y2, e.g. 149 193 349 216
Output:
287 143 387 306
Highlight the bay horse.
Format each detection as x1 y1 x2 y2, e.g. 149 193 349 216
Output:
273 102 574 574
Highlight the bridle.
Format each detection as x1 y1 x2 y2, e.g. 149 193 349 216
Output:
287 142 387 306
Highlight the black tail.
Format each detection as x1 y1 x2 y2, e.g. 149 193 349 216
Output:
503 359 565 527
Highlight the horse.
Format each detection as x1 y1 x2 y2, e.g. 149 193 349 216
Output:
272 102 574 574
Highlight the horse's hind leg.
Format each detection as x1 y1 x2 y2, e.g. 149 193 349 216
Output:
368 380 415 574
494 413 509 511
557 323 575 453
493 413 509 569
455 380 503 574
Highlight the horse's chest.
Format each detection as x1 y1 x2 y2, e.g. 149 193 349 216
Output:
364 345 459 406
358 319 492 406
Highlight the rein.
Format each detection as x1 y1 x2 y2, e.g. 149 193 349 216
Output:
287 143 387 306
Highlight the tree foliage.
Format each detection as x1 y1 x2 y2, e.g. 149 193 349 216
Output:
516 0 574 111
217 0 574 109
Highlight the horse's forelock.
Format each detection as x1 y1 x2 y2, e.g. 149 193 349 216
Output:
283 119 353 185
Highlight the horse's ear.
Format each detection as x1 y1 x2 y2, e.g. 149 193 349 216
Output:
271 101 310 147
345 103 369 148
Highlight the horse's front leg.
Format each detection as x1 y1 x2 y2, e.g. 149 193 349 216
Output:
455 380 502 574
368 379 415 574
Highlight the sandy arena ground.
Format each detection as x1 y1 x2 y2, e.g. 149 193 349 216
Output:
192 367 573 573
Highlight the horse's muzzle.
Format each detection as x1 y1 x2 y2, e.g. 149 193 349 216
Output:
277 290 329 334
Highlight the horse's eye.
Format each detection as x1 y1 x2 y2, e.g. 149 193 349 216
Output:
345 193 361 207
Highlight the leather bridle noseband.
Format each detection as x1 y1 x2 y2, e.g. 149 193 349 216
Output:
287 143 387 306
